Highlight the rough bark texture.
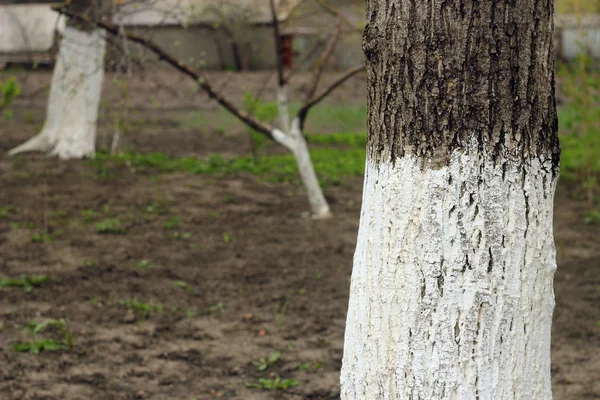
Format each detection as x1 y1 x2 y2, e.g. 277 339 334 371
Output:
341 0 560 398
363 0 560 168
341 147 557 399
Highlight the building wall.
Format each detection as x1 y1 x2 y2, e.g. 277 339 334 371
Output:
0 4 64 53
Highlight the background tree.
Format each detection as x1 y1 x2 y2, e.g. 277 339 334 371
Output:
341 0 560 398
8 0 106 159
54 0 365 218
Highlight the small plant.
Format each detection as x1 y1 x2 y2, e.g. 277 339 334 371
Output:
173 280 187 288
222 232 231 243
276 299 289 329
0 205 15 218
12 319 73 354
120 298 163 319
0 274 49 292
138 259 153 269
584 210 600 225
95 218 126 234
245 377 298 390
163 216 182 229
30 232 52 243
209 302 224 314
253 352 281 372
0 76 21 119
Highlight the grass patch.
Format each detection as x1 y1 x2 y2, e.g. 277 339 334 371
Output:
92 135 366 186
13 319 73 354
0 274 49 292
557 58 600 217
245 377 298 390
95 218 127 234
120 298 163 319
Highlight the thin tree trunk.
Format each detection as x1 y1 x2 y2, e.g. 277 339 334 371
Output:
341 0 560 398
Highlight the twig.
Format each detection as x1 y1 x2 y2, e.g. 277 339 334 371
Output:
52 3 275 139
297 64 365 129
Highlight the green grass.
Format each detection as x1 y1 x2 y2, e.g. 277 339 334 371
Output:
0 274 49 292
557 58 600 218
92 135 366 187
178 99 366 136
245 377 298 390
12 319 73 354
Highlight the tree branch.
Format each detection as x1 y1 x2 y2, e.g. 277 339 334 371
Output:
52 3 275 139
270 0 286 87
304 18 343 103
296 64 365 129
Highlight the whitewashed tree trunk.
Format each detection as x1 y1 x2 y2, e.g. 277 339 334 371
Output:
9 26 106 159
272 118 331 219
341 148 558 399
273 85 332 219
342 0 560 398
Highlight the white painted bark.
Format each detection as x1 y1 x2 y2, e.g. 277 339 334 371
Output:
9 26 106 159
341 147 557 399
276 85 291 134
272 117 332 219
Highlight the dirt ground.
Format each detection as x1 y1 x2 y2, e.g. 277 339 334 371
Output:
1 71 599 400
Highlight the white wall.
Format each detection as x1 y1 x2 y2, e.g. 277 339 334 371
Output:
0 4 64 53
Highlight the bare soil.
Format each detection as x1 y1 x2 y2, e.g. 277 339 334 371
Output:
0 71 599 400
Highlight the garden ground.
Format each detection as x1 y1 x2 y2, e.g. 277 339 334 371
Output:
0 70 599 399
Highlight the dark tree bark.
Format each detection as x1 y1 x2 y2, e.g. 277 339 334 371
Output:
363 0 559 168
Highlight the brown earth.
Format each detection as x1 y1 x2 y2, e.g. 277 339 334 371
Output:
0 71 599 400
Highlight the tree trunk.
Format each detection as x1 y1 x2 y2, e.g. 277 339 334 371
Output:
273 86 331 219
8 4 106 159
341 0 560 398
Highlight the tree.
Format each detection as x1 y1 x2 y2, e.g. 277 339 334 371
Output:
52 1 364 218
9 0 106 159
341 0 560 398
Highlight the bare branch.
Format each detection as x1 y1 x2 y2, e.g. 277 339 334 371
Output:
297 64 365 129
304 18 343 103
52 2 275 139
313 0 359 31
270 0 286 87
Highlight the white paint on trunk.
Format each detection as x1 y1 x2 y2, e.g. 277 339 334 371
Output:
276 85 291 133
9 27 106 159
341 147 557 399
272 117 332 219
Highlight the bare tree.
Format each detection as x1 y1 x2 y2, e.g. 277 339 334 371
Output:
51 0 364 218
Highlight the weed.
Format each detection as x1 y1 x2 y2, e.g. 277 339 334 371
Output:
95 218 126 234
252 352 281 372
245 377 298 390
81 209 100 222
0 275 49 292
584 210 600 224
223 232 231 243
138 259 153 269
173 280 187 288
169 231 192 240
163 216 182 229
119 298 163 319
209 302 224 314
276 299 288 329
82 260 99 267
92 136 366 187
0 205 15 218
13 319 73 354
30 233 52 243
48 210 68 219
